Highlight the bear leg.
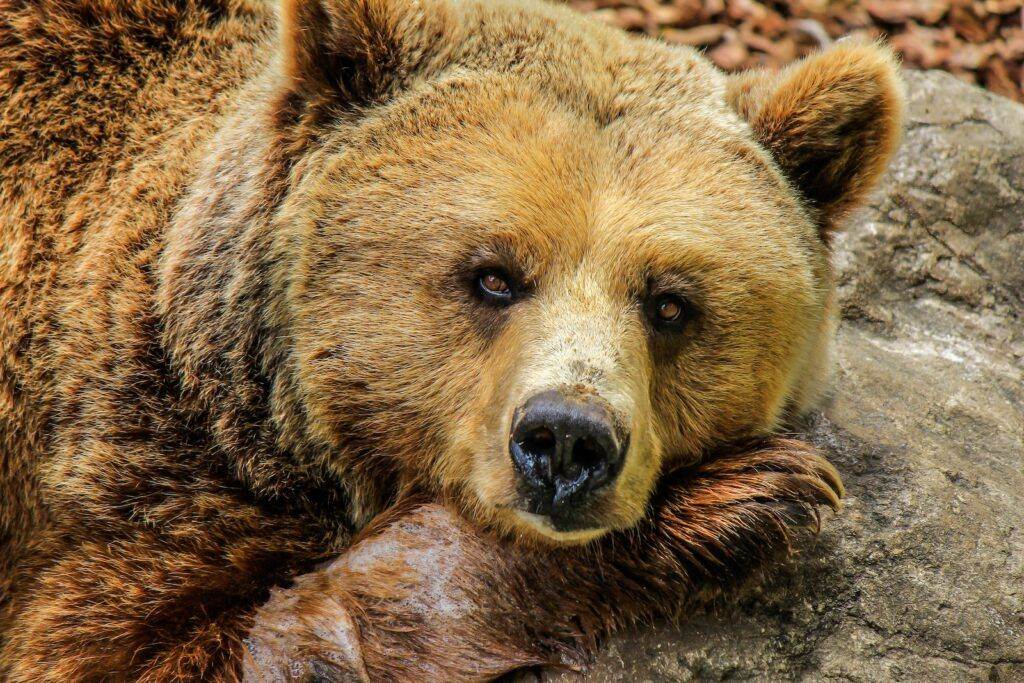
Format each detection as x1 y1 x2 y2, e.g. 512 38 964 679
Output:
243 437 841 682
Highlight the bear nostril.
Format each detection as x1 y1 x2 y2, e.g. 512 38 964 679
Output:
570 436 606 472
519 427 556 459
512 425 560 487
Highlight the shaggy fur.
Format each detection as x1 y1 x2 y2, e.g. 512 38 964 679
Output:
243 439 842 681
0 0 902 678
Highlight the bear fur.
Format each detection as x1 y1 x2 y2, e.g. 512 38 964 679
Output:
0 0 902 678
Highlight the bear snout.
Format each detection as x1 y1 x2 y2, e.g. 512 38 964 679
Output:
508 389 628 531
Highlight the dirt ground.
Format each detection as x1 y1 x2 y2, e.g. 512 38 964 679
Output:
569 0 1024 102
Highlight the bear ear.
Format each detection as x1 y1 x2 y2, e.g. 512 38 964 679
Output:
279 0 453 110
726 41 905 240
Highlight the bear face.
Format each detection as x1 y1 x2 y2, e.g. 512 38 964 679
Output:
283 79 829 541
168 0 902 544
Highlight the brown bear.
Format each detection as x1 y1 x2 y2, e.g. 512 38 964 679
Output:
0 0 903 678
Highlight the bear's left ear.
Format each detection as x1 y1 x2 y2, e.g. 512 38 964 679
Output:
727 41 905 240
278 0 455 112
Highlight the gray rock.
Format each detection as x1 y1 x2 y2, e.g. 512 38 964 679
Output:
562 71 1024 682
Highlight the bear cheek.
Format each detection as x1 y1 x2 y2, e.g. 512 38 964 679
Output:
608 395 666 525
440 390 519 513
441 328 532 512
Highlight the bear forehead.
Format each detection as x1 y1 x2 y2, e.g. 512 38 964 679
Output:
312 70 821 299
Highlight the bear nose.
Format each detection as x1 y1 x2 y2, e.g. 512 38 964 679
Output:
509 390 626 518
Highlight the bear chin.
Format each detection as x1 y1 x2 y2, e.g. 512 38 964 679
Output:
512 511 609 544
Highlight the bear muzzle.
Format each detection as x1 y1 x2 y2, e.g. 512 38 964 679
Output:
508 389 629 532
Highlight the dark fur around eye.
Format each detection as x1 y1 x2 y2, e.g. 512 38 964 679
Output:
454 241 532 310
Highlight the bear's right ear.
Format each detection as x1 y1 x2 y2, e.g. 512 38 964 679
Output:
279 0 454 111
726 41 905 241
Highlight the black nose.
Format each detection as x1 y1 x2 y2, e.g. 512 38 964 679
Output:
509 390 627 517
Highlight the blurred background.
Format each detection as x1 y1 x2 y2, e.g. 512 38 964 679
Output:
569 0 1024 102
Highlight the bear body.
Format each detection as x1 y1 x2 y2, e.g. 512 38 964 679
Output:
0 0 901 678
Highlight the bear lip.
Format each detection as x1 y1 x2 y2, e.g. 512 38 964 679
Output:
512 510 608 544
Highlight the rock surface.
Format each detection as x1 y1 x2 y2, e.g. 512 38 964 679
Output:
557 70 1024 682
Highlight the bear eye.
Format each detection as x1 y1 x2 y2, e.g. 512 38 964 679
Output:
475 269 514 304
649 293 691 332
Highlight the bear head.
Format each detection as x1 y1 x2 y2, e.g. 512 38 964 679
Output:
165 0 904 544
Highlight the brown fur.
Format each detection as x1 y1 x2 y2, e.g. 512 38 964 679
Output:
245 438 842 682
0 0 902 678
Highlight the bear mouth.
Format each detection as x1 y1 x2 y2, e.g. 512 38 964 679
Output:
512 510 608 544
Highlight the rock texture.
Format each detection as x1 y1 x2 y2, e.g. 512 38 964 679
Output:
557 70 1024 682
